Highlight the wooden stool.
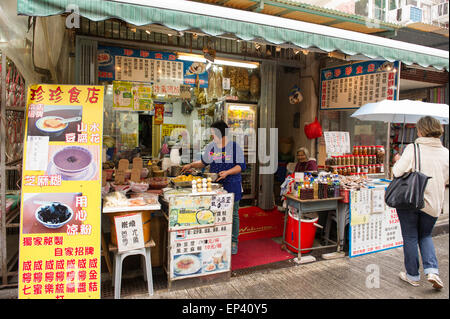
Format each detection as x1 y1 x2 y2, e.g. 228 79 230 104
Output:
109 239 156 299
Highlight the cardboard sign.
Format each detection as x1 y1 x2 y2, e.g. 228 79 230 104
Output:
115 170 125 185
114 213 145 252
118 159 129 171
130 168 141 183
102 170 107 187
132 157 143 170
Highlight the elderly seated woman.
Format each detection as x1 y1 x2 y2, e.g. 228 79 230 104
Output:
293 147 318 173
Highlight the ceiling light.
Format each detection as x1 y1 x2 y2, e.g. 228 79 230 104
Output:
301 49 309 55
177 53 259 69
145 30 151 35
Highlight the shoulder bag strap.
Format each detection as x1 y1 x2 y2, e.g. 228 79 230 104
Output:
413 143 417 172
416 143 421 172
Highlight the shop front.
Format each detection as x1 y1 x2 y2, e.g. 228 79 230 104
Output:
11 0 449 298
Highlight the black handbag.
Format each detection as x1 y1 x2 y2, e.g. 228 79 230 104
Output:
385 143 431 210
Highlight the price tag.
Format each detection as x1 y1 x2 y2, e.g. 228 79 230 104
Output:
223 78 231 90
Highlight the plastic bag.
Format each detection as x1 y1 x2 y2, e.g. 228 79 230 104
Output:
304 117 323 139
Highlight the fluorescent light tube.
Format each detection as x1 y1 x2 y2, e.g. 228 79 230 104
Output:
177 53 259 69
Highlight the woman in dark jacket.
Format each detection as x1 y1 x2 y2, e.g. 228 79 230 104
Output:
294 147 318 172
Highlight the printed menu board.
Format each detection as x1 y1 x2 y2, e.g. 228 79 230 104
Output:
168 194 234 280
349 188 403 258
320 60 400 110
98 46 208 88
18 84 104 299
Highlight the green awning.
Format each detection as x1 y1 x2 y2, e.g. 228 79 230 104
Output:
17 0 449 71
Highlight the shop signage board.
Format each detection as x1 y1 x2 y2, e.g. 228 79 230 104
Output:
349 188 403 258
323 131 350 156
113 81 154 111
168 193 234 280
320 60 400 110
162 124 187 139
18 84 104 299
98 45 208 88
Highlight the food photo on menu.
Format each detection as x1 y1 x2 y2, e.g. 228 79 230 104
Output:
27 105 83 142
46 145 99 181
21 192 83 234
172 253 202 278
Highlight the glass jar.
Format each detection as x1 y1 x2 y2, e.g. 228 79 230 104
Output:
363 165 369 173
354 155 359 165
376 145 385 164
362 146 368 155
370 145 375 155
351 165 357 173
342 166 347 176
349 156 354 165
353 146 358 155
375 164 381 174
362 155 367 165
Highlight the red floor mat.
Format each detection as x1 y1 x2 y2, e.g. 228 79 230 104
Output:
238 206 285 242
231 238 293 270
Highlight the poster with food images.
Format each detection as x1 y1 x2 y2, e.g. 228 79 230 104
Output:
19 84 104 299
168 194 234 280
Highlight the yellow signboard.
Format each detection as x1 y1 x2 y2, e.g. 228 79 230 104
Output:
18 84 104 299
162 124 186 139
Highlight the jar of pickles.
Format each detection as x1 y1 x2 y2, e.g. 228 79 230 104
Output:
362 146 368 155
376 145 385 164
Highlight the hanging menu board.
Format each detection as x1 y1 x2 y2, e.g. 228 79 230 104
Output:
320 60 400 110
98 45 208 88
168 194 234 280
18 84 104 299
349 188 403 258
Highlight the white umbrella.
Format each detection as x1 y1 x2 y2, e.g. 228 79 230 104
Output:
351 99 449 124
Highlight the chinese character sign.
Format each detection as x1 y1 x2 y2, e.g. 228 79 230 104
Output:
19 84 104 299
320 61 400 110
114 214 145 252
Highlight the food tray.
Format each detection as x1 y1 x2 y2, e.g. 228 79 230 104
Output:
171 180 193 188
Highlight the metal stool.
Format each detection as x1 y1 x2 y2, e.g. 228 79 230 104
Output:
110 239 155 299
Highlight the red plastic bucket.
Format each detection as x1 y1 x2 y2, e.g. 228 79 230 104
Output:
284 211 319 254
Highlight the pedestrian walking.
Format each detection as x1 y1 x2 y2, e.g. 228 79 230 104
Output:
392 116 449 290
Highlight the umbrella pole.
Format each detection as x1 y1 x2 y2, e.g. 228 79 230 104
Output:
400 115 406 153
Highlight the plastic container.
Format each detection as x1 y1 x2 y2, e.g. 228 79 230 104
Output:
284 211 319 254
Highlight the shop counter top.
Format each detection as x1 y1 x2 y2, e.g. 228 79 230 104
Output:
102 204 161 213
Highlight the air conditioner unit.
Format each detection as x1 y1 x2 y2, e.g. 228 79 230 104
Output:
431 2 449 24
388 5 423 24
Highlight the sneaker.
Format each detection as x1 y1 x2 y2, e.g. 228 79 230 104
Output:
399 272 420 287
232 242 238 255
427 273 444 290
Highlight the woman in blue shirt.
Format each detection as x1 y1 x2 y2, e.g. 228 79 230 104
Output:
181 120 246 255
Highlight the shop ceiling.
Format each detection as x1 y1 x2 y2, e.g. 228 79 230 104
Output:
17 0 449 71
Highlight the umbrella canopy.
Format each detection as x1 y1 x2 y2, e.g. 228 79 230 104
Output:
351 99 449 124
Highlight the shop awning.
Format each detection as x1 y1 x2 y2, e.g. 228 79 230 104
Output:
17 0 449 71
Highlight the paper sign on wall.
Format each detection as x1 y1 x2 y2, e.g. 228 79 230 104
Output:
323 131 350 156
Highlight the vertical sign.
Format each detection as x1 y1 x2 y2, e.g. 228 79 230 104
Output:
320 60 400 110
19 84 104 299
